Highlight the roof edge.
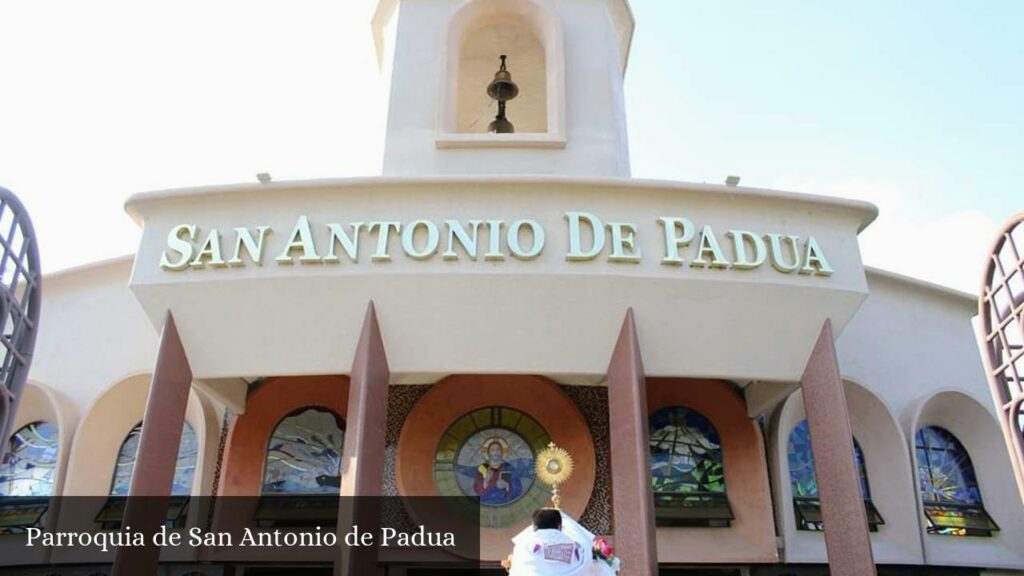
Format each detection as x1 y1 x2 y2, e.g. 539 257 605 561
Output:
43 253 135 282
123 174 878 232
865 266 976 304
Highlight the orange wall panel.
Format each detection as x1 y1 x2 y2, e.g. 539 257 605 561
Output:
647 378 778 564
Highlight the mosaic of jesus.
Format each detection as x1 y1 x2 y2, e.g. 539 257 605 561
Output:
455 429 536 507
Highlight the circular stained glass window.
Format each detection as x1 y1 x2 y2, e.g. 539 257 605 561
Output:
434 407 552 528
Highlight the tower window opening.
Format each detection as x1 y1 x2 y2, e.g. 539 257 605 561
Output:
454 12 549 135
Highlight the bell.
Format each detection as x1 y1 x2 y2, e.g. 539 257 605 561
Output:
487 55 518 134
487 55 519 102
487 116 515 134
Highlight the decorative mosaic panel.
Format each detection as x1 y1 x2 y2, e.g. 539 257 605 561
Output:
434 407 551 528
383 384 613 535
649 406 725 496
110 422 197 496
0 421 58 497
262 408 344 494
558 385 611 535
382 385 430 532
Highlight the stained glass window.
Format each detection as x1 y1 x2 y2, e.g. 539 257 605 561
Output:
261 408 344 494
0 421 58 532
0 421 58 497
94 421 197 529
786 420 884 531
649 406 732 527
109 422 197 496
915 426 999 537
433 407 550 529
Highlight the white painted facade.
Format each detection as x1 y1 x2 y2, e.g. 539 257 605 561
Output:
4 0 1022 574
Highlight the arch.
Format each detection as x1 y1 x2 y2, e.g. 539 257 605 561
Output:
216 376 349 498
395 375 594 561
59 373 217 498
648 405 731 527
438 0 566 146
977 213 1024 504
49 373 216 567
204 375 348 558
4 382 76 502
771 379 922 565
905 389 1024 561
260 406 344 495
457 17 546 133
0 382 75 567
646 378 778 564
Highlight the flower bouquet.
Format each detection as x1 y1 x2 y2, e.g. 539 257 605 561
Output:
592 537 621 572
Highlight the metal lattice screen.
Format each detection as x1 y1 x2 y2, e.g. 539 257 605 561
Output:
978 213 1024 503
0 187 42 462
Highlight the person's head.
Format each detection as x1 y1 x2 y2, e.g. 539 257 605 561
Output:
532 508 562 531
487 441 504 465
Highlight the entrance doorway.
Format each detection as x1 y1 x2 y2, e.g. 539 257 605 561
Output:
243 568 332 576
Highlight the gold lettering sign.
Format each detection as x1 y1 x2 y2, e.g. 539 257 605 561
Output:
160 212 834 277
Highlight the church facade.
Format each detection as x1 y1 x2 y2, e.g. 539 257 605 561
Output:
1 1 1022 575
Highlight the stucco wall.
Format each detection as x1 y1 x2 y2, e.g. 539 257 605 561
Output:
837 270 993 414
29 257 159 413
770 381 923 565
829 269 1024 570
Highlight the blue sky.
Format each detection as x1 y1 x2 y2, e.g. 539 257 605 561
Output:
628 0 1022 218
0 0 1020 292
625 1 1023 293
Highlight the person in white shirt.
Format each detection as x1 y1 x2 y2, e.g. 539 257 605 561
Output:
506 509 618 576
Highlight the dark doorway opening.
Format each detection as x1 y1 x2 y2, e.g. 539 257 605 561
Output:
244 568 332 576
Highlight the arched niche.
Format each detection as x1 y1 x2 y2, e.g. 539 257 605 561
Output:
216 376 349 498
60 373 217 498
5 382 76 502
457 16 546 133
205 375 349 565
395 375 594 561
51 372 218 565
439 0 565 147
0 382 76 567
906 390 1024 568
770 380 922 565
647 378 777 564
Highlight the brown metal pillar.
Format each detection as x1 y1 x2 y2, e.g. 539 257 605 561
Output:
800 320 877 576
336 302 390 576
112 312 193 576
606 309 658 576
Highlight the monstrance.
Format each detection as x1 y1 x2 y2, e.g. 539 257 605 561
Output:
535 442 574 508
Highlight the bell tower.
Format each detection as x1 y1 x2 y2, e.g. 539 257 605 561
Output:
372 0 635 177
